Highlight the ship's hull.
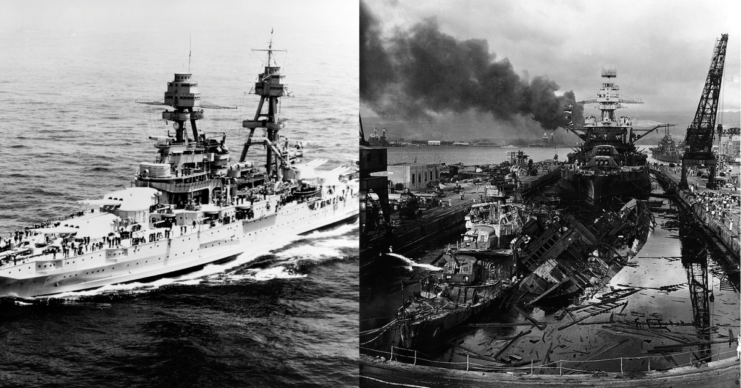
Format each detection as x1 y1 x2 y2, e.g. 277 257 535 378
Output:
559 167 651 204
0 194 358 298
650 151 681 164
399 282 512 348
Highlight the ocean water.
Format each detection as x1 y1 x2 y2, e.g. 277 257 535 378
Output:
0 27 358 387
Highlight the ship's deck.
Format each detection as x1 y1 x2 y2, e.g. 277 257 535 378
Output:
0 215 233 271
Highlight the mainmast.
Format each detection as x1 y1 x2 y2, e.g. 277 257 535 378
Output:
241 31 288 180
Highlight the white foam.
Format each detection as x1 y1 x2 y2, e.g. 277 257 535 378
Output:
252 266 307 281
303 221 358 239
276 245 344 260
315 237 357 249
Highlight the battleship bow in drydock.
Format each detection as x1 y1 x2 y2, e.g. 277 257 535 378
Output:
0 39 358 298
559 66 668 204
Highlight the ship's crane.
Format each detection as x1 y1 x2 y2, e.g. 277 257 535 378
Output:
681 34 728 189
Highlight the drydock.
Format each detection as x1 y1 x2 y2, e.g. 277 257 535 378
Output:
360 34 739 387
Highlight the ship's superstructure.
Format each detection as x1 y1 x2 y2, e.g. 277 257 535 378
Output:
461 186 526 252
0 37 358 298
560 66 661 204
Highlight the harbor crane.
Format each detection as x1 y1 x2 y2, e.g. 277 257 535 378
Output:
681 34 728 189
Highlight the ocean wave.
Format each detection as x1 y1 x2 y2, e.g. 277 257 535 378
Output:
246 266 308 281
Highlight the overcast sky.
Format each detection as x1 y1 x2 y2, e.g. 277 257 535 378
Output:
362 0 740 120
0 0 357 35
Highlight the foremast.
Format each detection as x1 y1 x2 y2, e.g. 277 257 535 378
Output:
163 73 205 144
567 66 643 150
136 73 236 209
564 66 669 164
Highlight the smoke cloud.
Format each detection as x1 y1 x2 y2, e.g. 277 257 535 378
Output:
360 1 583 138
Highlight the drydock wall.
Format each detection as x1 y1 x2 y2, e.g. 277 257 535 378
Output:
652 168 740 260
360 356 741 387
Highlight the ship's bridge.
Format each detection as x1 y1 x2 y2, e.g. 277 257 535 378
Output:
164 73 201 108
442 255 479 285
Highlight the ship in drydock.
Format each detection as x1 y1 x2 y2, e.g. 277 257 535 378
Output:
559 66 666 204
397 187 524 348
0 39 358 298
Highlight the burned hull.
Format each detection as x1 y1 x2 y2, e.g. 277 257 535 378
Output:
398 252 516 348
399 282 510 348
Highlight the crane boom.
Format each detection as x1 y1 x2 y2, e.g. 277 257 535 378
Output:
681 34 728 189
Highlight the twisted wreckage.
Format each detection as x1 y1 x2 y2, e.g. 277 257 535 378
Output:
397 198 653 348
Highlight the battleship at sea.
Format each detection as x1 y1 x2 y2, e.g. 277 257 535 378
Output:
0 38 359 298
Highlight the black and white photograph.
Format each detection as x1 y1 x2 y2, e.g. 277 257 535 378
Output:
1 1 741 387
359 0 740 386
0 1 358 387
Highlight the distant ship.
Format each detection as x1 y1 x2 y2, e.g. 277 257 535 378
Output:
0 37 358 298
528 132 554 147
650 125 684 163
560 66 657 204
368 127 391 147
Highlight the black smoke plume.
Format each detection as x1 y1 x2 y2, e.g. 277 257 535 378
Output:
360 1 581 134
360 1 394 103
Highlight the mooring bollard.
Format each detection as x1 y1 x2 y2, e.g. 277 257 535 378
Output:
466 354 469 371
620 357 623 374
390 346 394 361
531 359 533 375
559 360 562 376
414 350 417 365
648 357 650 371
